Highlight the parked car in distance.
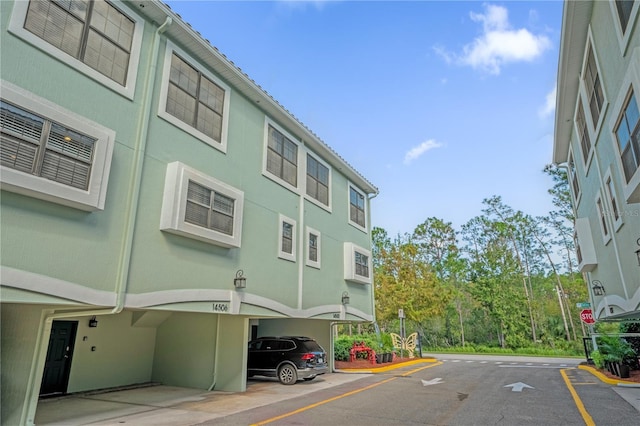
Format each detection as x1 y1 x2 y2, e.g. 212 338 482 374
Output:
247 336 328 385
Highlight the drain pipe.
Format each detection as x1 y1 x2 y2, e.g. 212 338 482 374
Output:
20 16 173 426
208 316 223 391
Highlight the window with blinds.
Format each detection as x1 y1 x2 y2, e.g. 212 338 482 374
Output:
24 0 134 86
355 251 369 278
185 180 234 236
1 100 95 190
576 103 592 166
277 214 296 262
167 53 225 143
267 125 298 187
349 186 366 228
306 154 329 206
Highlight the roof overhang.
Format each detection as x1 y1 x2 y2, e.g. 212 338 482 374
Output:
127 1 378 195
553 0 593 164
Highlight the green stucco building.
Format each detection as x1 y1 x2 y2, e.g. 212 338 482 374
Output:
0 1 378 424
553 0 640 321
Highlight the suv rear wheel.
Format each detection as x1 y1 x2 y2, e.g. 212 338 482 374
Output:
278 363 298 385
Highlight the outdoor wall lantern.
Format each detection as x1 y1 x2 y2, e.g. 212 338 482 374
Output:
341 291 350 305
591 280 606 296
88 316 98 328
234 270 246 289
635 238 640 266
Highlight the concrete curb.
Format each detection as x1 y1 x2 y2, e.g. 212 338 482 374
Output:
578 364 640 387
335 357 438 374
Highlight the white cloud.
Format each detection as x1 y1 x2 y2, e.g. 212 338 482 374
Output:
539 85 557 118
404 139 443 165
436 4 551 75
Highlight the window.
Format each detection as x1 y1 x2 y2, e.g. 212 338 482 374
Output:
186 181 235 236
265 122 298 189
568 151 581 202
0 81 114 211
348 184 366 231
159 42 231 152
278 215 296 262
615 89 640 183
344 242 371 284
611 1 639 54
616 0 635 33
306 154 330 207
160 161 244 248
595 194 611 243
576 102 592 166
306 227 321 269
582 42 605 130
9 0 143 98
604 170 623 231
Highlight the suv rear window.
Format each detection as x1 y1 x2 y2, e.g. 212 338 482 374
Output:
301 340 323 352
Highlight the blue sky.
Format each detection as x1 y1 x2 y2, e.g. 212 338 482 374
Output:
165 0 563 237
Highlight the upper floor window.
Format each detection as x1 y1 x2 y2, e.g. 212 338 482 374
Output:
576 102 592 166
344 242 371 284
160 161 244 248
616 1 635 34
582 43 605 130
9 0 143 98
615 89 640 183
186 181 235 236
595 194 611 243
159 43 231 152
263 121 299 190
278 214 296 262
348 184 366 231
306 227 321 269
0 82 115 211
306 154 330 207
604 172 623 231
568 152 581 202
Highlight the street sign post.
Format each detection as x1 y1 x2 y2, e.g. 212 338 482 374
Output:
580 309 595 324
576 302 591 308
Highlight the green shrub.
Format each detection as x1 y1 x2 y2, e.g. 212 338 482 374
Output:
591 349 604 369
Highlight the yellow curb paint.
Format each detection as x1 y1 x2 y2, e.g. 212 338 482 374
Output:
251 361 442 425
338 358 438 373
578 365 637 386
561 368 595 426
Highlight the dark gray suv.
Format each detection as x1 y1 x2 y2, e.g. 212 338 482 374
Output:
247 336 328 385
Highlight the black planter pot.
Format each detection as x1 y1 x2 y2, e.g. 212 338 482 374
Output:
376 354 383 364
619 364 630 379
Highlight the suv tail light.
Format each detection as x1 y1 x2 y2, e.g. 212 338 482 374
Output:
301 353 315 360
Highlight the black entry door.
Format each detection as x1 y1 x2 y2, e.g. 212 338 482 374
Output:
40 320 77 396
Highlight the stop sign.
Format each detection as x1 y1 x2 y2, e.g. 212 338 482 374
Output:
580 309 595 324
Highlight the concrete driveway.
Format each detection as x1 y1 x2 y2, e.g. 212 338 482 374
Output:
34 372 372 425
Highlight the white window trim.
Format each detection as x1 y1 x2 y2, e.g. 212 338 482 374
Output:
158 41 231 153
304 151 332 212
347 182 368 233
579 28 609 153
604 168 624 232
573 100 595 173
0 80 115 211
7 0 144 100
610 0 640 56
262 117 301 194
160 161 244 248
594 192 612 246
277 214 296 262
344 242 371 284
305 226 321 269
609 49 640 203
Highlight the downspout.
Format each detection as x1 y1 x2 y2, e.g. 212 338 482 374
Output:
367 191 379 323
208 315 222 390
297 142 307 309
20 17 173 426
